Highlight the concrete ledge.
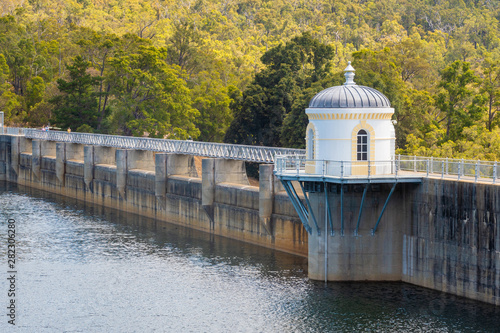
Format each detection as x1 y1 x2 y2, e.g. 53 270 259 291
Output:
94 164 117 183
41 156 56 171
66 160 84 177
127 169 155 192
167 176 202 199
216 182 259 210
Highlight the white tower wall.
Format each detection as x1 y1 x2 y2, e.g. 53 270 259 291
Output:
304 63 396 176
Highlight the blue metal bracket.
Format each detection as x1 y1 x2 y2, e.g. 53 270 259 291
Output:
324 182 334 236
299 182 321 236
372 182 397 235
280 180 313 234
355 184 368 236
288 180 309 219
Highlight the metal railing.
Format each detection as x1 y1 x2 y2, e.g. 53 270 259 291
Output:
4 126 499 179
275 155 396 178
2 127 26 135
21 129 304 163
275 154 500 184
397 155 499 183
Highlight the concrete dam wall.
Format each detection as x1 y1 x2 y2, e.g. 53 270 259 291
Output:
307 180 500 305
0 135 307 257
0 134 498 305
404 179 500 305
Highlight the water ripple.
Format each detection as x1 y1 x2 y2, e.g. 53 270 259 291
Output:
0 186 498 332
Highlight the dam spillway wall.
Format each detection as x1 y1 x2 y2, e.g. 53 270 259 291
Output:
0 135 307 257
0 134 499 305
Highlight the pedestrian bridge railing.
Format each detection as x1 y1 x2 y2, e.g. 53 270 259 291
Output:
2 127 26 135
8 128 305 163
4 127 499 176
275 155 500 183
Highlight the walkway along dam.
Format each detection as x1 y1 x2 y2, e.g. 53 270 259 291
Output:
0 130 499 306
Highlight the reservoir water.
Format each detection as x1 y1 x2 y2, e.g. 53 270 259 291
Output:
0 183 498 332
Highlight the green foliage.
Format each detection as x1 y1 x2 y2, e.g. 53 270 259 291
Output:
0 90 24 123
50 56 102 130
192 71 235 142
166 19 202 74
76 124 93 133
107 45 200 139
25 76 45 110
225 32 334 147
436 60 478 141
475 57 500 131
1 0 500 160
0 53 9 87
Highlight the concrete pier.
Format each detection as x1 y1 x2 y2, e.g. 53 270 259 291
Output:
301 179 500 305
307 183 411 281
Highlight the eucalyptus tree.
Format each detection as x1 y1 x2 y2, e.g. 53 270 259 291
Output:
107 45 200 139
224 32 334 148
436 60 478 141
50 56 102 130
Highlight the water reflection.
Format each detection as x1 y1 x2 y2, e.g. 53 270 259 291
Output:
0 183 498 332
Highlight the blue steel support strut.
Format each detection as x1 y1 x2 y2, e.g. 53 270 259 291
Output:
324 182 334 236
372 182 398 235
288 180 308 219
280 180 313 234
299 181 321 236
355 184 368 236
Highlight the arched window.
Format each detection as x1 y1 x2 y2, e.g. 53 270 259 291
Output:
357 130 368 161
307 128 315 159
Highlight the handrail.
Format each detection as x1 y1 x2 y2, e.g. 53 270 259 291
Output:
3 127 26 135
274 154 500 184
5 126 500 177
19 129 305 163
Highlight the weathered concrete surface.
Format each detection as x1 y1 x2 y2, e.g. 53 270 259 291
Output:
0 135 306 258
259 164 274 235
306 179 500 305
4 133 498 305
56 142 65 185
0 135 9 180
308 183 412 282
32 140 41 181
403 178 500 306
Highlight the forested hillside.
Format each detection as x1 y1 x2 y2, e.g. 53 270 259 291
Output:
1 0 500 159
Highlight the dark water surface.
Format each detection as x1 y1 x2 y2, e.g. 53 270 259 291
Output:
0 183 498 332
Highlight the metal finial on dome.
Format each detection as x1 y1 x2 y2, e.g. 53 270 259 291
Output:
343 61 356 86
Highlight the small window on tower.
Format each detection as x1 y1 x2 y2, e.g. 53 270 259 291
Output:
307 128 315 159
357 130 368 161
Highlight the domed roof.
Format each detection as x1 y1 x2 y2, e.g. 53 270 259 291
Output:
308 62 391 108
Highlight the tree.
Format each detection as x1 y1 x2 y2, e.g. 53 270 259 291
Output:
166 19 202 74
0 53 8 88
436 60 478 141
50 56 102 130
191 70 235 142
224 32 334 147
475 58 500 131
107 45 199 139
25 76 45 111
280 85 321 148
77 30 121 130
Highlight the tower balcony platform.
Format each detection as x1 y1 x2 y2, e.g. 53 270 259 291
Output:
274 155 500 185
